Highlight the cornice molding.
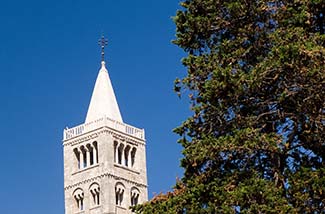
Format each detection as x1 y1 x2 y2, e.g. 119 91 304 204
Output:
111 132 145 147
63 126 145 147
64 172 147 190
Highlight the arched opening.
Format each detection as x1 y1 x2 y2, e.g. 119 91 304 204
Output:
73 148 81 169
87 144 94 166
73 188 84 211
115 182 125 206
89 183 100 206
80 146 87 168
131 147 137 167
124 145 131 167
118 144 124 165
130 187 140 206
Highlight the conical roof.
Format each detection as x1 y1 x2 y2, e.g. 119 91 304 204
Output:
85 61 123 123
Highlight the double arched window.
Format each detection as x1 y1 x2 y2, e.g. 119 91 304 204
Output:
73 188 84 211
114 182 141 208
74 141 98 170
115 183 125 206
114 141 137 168
73 183 101 212
89 183 100 206
130 187 140 206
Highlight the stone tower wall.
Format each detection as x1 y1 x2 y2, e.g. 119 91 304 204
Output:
63 126 148 214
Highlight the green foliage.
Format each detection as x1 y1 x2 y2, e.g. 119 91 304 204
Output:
134 0 325 213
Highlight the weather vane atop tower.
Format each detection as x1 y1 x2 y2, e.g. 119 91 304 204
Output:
98 35 108 62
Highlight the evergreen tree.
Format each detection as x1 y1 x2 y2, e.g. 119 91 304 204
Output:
134 0 325 213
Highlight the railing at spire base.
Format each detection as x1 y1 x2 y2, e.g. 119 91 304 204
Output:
63 117 145 141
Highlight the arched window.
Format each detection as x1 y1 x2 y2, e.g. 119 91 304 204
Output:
87 144 94 166
130 187 140 206
73 148 81 169
124 145 131 167
80 146 87 168
115 183 125 206
89 183 100 206
117 144 124 165
75 142 99 171
73 188 84 211
114 143 137 169
131 148 137 167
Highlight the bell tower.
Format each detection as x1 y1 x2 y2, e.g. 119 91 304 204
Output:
63 36 148 214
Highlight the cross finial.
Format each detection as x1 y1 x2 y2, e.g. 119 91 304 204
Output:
98 35 108 62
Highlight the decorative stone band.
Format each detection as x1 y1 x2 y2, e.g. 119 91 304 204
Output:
64 172 147 190
63 116 145 141
63 128 145 147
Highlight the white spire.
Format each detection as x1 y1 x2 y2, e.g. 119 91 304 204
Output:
85 61 123 123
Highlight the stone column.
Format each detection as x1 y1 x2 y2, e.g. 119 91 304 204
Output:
96 190 100 205
128 150 131 168
93 145 97 165
86 149 90 167
78 198 82 210
121 148 125 166
94 192 97 205
115 143 119 164
79 149 83 169
91 190 96 205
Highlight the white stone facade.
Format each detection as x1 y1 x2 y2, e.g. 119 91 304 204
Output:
63 61 148 214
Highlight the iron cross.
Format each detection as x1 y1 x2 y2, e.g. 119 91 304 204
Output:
98 36 108 61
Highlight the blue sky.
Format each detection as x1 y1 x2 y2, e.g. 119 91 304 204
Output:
0 0 190 213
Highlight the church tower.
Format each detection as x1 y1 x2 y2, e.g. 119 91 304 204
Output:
63 37 148 214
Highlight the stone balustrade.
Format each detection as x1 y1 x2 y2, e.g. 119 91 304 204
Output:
63 117 145 141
